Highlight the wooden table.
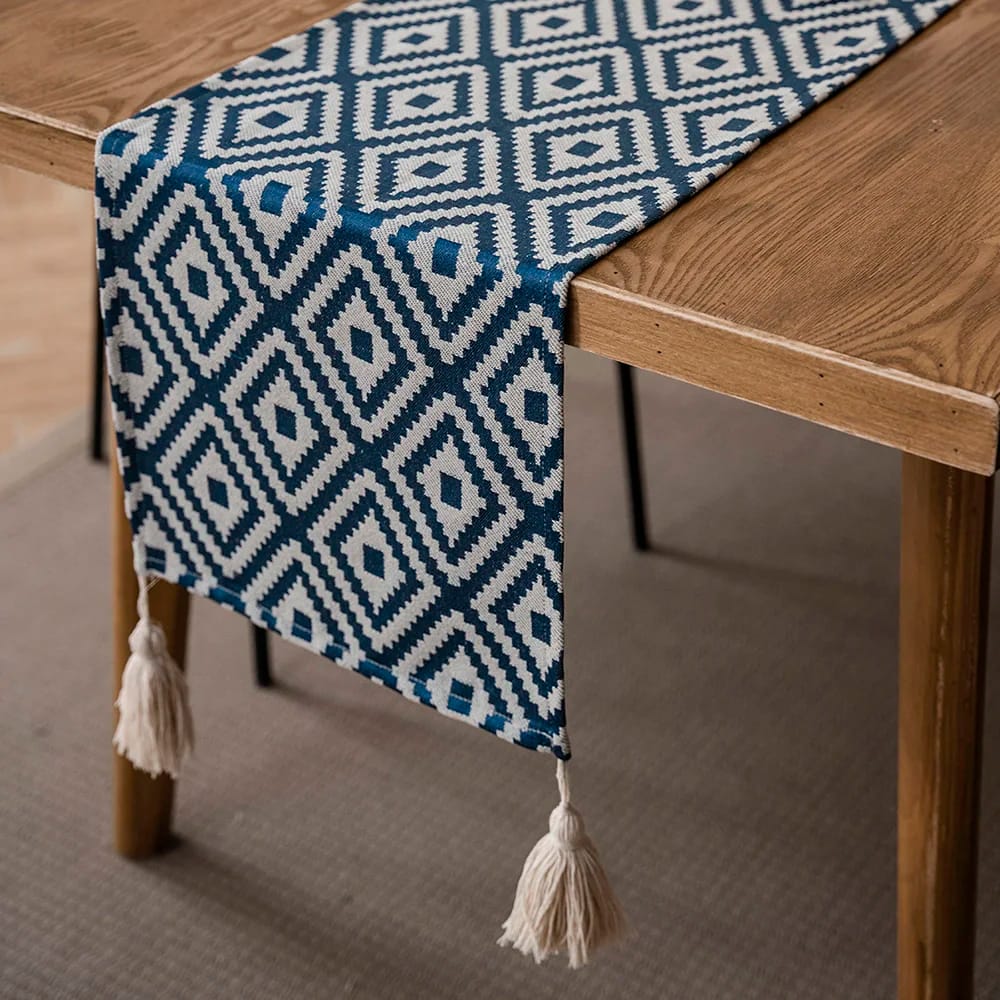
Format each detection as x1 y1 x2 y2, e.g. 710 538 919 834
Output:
2 1 995 996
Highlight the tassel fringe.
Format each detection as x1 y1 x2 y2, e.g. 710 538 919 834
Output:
112 577 193 778
499 759 626 968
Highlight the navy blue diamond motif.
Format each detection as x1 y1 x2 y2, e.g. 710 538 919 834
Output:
487 553 564 702
720 116 753 132
523 389 548 425
440 471 463 510
259 180 290 215
292 609 312 640
448 678 474 715
350 326 374 363
431 238 460 278
413 160 449 179
407 92 438 110
553 73 584 91
207 476 229 507
257 110 291 129
323 486 427 633
531 611 551 645
274 404 297 440
363 543 385 578
590 210 625 229
187 264 209 299
567 139 601 158
119 344 144 376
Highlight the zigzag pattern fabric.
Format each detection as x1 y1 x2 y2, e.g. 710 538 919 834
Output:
96 0 958 759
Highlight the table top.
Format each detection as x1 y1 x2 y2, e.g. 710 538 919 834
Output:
2 0 997 473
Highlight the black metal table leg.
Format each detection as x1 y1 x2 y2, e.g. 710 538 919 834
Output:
616 362 649 552
252 625 273 687
91 288 106 462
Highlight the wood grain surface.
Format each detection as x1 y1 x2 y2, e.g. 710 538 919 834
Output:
1 0 998 470
567 283 999 474
0 0 351 185
898 454 991 999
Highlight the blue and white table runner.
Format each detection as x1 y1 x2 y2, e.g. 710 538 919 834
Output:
96 0 958 761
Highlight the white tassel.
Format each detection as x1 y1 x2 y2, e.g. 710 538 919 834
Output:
112 578 193 778
499 759 626 969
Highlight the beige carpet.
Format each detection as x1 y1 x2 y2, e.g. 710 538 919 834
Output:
1 350 998 999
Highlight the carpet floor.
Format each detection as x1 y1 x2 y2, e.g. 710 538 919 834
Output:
1 350 998 999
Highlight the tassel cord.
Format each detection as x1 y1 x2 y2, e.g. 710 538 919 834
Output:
137 574 151 621
556 758 570 807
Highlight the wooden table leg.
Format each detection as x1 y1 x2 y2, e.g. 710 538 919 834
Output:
112 461 190 858
898 454 991 1000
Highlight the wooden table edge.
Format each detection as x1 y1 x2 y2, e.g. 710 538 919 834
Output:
568 276 1000 476
0 107 96 189
4 106 995 476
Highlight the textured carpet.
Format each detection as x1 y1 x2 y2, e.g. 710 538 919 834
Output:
1 350 998 999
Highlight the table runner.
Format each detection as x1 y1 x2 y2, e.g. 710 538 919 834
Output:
96 0 959 967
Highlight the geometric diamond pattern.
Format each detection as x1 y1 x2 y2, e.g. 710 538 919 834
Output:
96 0 959 759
